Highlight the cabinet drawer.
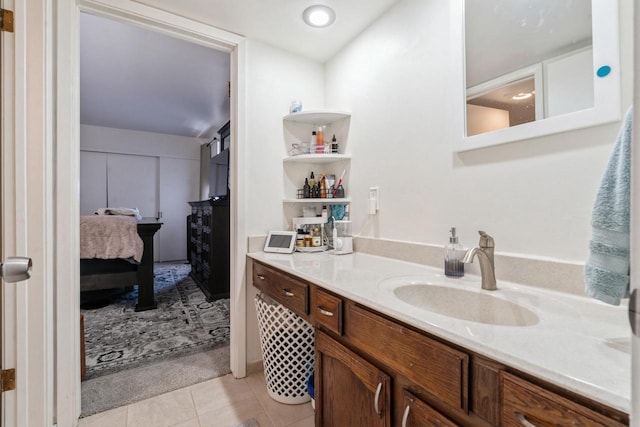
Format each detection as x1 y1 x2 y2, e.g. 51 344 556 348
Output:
253 261 309 318
345 303 469 412
501 372 625 427
401 390 459 427
314 289 343 335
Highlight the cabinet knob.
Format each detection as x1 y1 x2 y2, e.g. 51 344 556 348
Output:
374 382 383 416
317 306 334 317
516 413 537 427
401 404 410 427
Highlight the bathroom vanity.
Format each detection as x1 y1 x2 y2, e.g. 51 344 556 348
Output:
248 252 629 426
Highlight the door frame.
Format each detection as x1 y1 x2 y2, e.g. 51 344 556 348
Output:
54 0 248 423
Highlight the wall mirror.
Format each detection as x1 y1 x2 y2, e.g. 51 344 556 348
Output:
451 0 621 152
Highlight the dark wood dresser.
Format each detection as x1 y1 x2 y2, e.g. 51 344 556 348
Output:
188 198 230 300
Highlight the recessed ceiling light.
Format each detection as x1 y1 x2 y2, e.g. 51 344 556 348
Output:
512 92 533 100
303 5 336 28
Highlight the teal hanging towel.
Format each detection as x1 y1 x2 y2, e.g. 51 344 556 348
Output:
585 106 632 305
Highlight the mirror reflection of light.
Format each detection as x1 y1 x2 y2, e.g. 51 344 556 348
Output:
512 92 533 100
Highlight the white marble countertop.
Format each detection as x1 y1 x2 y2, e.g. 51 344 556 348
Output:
248 251 631 414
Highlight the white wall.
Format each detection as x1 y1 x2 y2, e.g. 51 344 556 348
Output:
245 40 325 234
244 39 325 364
324 0 634 263
80 124 204 159
80 124 203 261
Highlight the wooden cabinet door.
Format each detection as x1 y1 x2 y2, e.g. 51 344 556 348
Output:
401 390 459 427
315 330 391 427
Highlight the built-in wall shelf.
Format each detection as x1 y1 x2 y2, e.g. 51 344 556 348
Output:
283 154 351 164
283 110 351 125
282 109 352 230
284 198 351 204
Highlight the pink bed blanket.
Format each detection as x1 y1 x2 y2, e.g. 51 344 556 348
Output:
80 215 144 263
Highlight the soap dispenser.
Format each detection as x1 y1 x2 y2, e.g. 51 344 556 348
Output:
445 227 465 277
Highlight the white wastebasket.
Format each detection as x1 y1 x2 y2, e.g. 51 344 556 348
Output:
255 292 315 404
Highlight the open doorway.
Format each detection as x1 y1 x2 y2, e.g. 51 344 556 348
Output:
78 12 232 416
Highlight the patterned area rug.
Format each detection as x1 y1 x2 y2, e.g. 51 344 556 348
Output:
82 263 230 379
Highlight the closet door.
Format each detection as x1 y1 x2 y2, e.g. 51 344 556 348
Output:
80 151 107 214
107 153 159 219
158 157 199 261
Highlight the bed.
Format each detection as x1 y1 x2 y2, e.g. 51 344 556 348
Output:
80 215 162 311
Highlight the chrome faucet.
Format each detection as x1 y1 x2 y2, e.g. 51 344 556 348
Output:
463 231 497 291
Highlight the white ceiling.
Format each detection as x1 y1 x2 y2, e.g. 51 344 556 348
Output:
80 13 231 139
80 1 399 139
134 0 401 63
81 1 591 139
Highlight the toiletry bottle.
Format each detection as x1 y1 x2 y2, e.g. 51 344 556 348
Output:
303 178 310 198
310 131 316 149
311 226 321 247
296 229 305 248
316 126 324 153
444 227 465 277
319 175 327 198
331 135 338 153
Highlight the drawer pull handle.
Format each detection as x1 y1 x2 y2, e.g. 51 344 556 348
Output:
317 306 334 317
374 382 383 416
516 413 537 427
282 289 295 297
257 275 266 280
401 404 410 427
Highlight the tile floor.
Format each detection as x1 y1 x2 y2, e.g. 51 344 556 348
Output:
78 370 314 427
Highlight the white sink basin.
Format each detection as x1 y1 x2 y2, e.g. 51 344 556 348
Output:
390 283 539 327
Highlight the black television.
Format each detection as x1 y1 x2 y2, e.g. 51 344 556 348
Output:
209 148 230 199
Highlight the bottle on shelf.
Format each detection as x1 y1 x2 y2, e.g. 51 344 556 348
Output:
296 229 305 248
311 226 321 247
309 171 316 188
444 227 465 278
310 131 317 151
316 125 325 154
303 178 310 198
331 134 338 153
335 184 345 198
319 175 327 198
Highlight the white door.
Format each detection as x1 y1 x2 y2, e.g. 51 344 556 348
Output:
158 157 199 261
79 150 107 214
107 153 159 219
2 1 52 425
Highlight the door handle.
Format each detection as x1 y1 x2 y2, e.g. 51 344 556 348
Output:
1 257 32 282
374 382 383 416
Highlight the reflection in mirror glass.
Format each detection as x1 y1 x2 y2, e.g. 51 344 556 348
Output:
464 0 593 137
467 76 536 136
